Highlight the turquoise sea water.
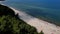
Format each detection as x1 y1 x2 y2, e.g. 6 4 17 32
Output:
1 0 60 26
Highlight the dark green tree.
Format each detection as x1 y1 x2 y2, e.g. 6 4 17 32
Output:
0 4 39 34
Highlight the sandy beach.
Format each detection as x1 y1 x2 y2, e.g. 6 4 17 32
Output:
9 7 60 34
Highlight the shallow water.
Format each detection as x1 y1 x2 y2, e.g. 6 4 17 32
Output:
1 0 60 26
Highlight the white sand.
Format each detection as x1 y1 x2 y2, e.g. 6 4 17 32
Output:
9 7 60 34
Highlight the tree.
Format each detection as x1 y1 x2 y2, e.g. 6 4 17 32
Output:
0 4 44 34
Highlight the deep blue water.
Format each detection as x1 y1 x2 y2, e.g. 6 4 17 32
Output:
1 0 60 26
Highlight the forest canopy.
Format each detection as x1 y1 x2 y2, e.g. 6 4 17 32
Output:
0 4 44 34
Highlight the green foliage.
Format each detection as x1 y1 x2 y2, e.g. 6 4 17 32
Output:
0 4 15 16
0 15 38 34
0 4 44 34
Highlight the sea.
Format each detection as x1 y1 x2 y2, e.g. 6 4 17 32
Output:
0 0 60 26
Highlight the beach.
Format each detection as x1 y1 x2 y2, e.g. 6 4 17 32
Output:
9 7 60 34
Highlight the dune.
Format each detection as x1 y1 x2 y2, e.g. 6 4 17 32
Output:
9 7 60 34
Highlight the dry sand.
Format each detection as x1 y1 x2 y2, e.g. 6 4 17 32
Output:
10 7 60 34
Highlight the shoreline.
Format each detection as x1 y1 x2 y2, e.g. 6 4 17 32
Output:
1 4 60 26
1 4 60 34
10 7 60 34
